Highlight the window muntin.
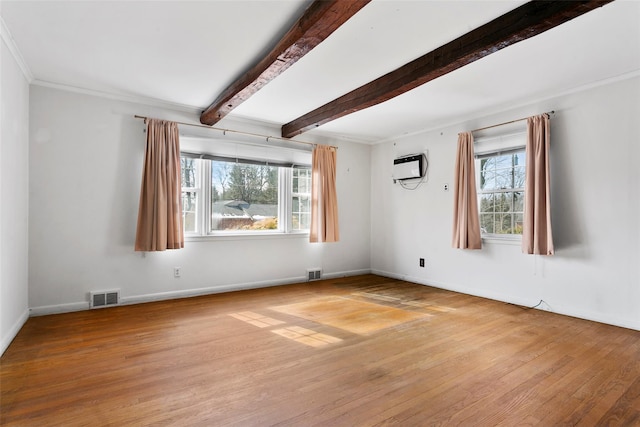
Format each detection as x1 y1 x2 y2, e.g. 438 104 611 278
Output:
476 150 525 237
181 155 310 236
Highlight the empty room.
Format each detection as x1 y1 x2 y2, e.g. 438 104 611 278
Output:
1 0 639 425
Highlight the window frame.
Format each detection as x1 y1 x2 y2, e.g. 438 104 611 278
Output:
290 167 312 232
181 154 311 239
181 157 202 235
474 132 526 243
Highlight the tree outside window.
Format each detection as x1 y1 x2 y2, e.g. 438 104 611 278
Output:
180 155 310 236
477 151 525 236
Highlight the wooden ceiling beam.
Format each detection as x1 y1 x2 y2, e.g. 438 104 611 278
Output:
200 0 371 126
282 0 614 138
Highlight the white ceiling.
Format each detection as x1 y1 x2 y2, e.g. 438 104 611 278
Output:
2 0 639 143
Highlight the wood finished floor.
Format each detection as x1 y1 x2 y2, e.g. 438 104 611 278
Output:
1 274 639 426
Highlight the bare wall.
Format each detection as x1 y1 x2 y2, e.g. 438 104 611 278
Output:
0 24 30 354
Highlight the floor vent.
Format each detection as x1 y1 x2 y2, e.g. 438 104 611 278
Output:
307 269 322 281
90 290 120 309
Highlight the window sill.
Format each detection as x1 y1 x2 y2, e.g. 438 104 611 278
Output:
482 235 522 246
185 231 310 243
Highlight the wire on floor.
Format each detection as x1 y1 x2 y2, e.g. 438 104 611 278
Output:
508 299 546 310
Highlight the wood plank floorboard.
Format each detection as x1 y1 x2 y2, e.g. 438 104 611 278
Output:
1 274 639 426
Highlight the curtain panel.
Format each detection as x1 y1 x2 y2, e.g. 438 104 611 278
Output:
310 145 340 243
135 119 184 251
452 132 482 249
522 114 554 255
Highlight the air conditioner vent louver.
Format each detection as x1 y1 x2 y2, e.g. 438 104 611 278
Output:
90 290 120 309
307 269 322 281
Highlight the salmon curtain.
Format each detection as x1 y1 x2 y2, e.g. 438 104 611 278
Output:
310 145 340 243
522 114 554 255
452 132 482 249
135 119 184 251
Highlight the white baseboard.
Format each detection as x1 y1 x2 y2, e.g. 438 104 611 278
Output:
322 268 371 279
371 269 640 332
29 302 89 317
121 275 308 306
28 269 371 316
1 308 29 356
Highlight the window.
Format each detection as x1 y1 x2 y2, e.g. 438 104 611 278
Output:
475 133 526 239
291 168 311 231
181 155 311 236
181 157 200 233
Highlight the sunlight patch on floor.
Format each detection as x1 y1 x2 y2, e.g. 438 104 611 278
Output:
228 311 285 328
271 296 430 335
272 326 342 348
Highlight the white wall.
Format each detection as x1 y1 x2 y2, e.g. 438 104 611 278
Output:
0 21 30 354
28 85 371 313
371 75 640 330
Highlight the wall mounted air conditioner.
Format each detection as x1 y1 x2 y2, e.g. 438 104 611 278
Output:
393 154 425 181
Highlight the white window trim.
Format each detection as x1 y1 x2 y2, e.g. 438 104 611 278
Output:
182 158 202 237
185 232 309 243
475 131 526 243
481 234 522 245
183 156 311 239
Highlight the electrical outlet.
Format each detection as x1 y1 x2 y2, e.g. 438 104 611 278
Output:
443 183 449 191
419 258 425 267
174 267 181 278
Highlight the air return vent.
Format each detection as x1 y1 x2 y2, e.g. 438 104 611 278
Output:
307 269 322 281
90 290 120 309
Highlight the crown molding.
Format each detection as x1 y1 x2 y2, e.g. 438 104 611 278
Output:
31 79 204 115
0 15 33 82
376 68 640 146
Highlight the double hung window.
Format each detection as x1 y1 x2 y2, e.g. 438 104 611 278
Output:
475 132 526 239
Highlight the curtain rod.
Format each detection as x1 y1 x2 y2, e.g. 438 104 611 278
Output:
463 111 555 134
133 115 337 149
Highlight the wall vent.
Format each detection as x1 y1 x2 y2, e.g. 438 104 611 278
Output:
90 290 120 309
307 269 322 281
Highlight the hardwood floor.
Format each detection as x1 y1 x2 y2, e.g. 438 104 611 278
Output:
2 274 639 426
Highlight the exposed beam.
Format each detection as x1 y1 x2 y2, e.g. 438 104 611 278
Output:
282 0 614 138
200 0 371 126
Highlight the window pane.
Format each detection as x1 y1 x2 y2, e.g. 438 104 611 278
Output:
298 213 310 230
294 168 311 193
494 214 509 234
479 158 496 190
479 194 494 213
495 192 513 212
181 158 197 188
480 214 494 234
292 195 310 231
513 191 524 212
210 161 279 231
495 166 514 189
513 165 526 188
182 191 197 233
475 148 525 237
515 213 524 235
